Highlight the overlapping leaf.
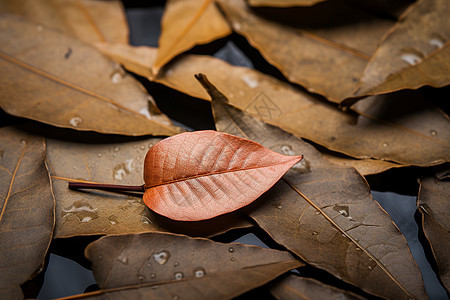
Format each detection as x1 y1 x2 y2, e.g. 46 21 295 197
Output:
0 126 54 299
269 274 365 300
95 43 450 166
217 0 395 102
418 171 450 291
152 0 231 75
353 0 450 97
197 74 427 299
81 232 303 299
248 0 327 7
143 130 302 221
47 132 251 238
0 0 129 45
0 14 181 136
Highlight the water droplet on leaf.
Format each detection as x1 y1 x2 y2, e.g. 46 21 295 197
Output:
193 267 206 278
174 272 184 280
228 247 234 253
153 250 170 265
117 253 128 264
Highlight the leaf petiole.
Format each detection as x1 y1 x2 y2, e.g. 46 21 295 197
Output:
68 182 145 193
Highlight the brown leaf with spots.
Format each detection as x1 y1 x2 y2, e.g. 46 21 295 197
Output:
217 0 395 102
418 171 450 292
96 43 450 166
269 274 366 300
197 74 427 299
352 0 450 98
0 14 182 136
0 0 129 45
143 130 302 221
0 126 54 299
46 132 251 238
152 0 231 74
81 232 303 299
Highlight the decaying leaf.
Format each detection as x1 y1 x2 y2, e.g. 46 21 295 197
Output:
0 126 54 299
152 0 231 75
82 232 303 299
353 0 450 97
269 274 365 300
217 0 395 102
321 151 405 176
248 0 327 7
97 43 450 167
197 74 427 299
418 172 450 291
47 133 251 238
0 14 181 136
0 0 129 44
143 130 302 221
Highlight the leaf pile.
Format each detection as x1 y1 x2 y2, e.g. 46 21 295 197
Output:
0 0 448 299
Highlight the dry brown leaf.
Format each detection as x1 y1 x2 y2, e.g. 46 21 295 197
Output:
46 133 251 238
418 172 450 291
0 126 54 299
248 0 327 7
143 130 301 221
80 232 303 299
0 14 181 136
321 152 405 176
217 0 395 102
198 75 427 299
353 0 450 97
152 0 231 74
269 274 365 300
98 43 450 166
0 0 128 44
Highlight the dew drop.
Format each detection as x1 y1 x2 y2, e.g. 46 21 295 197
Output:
430 130 437 136
174 262 179 267
153 250 170 265
20 139 27 144
193 267 206 278
114 147 120 152
151 285 159 290
401 51 423 65
280 145 296 156
429 36 445 49
148 143 154 149
150 273 156 279
228 247 235 253
110 156 115 160
111 71 122 83
108 216 119 225
230 257 236 262
140 145 146 150
277 205 283 209
69 117 82 127
97 153 102 157
138 275 145 281
315 211 320 215
368 266 372 269
117 253 128 264
147 263 151 268
312 231 318 236
174 272 184 280
382 142 389 147
356 247 361 251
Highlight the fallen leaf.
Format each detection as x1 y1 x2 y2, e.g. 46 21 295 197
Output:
83 232 303 299
0 126 54 299
98 43 450 166
0 14 182 136
217 0 395 102
353 0 450 97
152 0 231 74
418 171 450 291
46 132 251 238
269 274 365 300
248 0 327 7
143 130 302 221
0 0 129 44
198 74 427 299
321 151 405 176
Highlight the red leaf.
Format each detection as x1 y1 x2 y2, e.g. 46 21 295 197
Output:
143 130 302 221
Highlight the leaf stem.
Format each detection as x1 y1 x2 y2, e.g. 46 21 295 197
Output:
68 182 145 193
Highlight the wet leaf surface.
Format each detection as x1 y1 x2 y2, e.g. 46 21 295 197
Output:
0 14 182 136
418 171 450 291
353 0 450 97
217 0 395 102
47 132 251 238
269 274 366 300
199 75 428 299
152 0 231 74
0 126 54 299
99 44 450 166
0 0 129 45
143 130 302 221
248 0 327 7
81 232 303 299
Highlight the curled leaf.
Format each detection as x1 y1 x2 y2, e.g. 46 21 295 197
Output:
143 131 302 221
